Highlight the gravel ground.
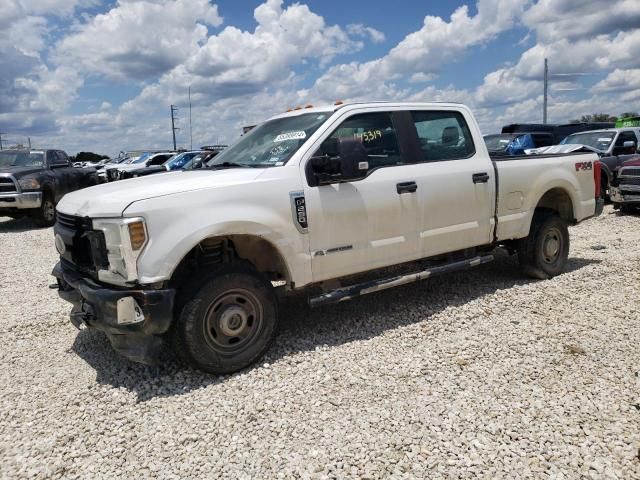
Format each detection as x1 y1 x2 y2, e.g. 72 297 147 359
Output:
0 206 639 479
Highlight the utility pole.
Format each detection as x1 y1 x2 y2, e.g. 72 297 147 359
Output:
28 137 31 149
543 57 548 124
170 105 179 151
0 132 4 151
188 87 193 151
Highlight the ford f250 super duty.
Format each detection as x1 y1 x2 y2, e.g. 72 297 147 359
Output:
51 102 604 374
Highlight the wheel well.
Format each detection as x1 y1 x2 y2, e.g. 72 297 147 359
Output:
535 188 574 222
170 235 291 287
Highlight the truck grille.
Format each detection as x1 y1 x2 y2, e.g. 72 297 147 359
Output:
0 177 17 194
54 212 106 275
620 168 640 177
620 177 640 186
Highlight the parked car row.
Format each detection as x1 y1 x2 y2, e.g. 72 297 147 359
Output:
484 123 640 210
100 146 227 182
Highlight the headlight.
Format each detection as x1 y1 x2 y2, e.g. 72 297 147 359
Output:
18 178 40 190
92 217 147 283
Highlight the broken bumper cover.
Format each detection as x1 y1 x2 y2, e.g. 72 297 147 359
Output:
0 191 42 209
611 186 640 205
52 261 175 364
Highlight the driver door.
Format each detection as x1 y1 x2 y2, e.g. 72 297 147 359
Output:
303 111 420 283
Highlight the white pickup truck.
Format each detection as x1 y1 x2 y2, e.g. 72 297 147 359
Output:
52 102 603 373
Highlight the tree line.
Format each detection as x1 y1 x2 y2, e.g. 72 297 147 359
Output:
569 112 639 124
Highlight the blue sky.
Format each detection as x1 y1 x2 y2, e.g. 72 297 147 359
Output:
1 0 638 155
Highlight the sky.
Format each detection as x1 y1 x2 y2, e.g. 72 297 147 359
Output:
1 0 639 155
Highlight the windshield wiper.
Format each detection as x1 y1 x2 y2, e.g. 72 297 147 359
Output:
208 161 252 170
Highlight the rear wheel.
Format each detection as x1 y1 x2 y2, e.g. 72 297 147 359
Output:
33 192 56 227
517 212 570 279
170 264 278 374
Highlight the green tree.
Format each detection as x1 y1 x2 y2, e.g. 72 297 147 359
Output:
71 151 110 163
568 113 618 123
619 112 639 119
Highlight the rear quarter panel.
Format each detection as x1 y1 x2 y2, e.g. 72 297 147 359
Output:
494 152 597 240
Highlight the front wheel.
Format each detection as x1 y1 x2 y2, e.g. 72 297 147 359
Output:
517 212 570 280
33 192 56 227
171 264 278 374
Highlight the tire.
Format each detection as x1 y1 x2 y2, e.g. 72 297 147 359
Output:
170 263 278 374
33 192 56 227
517 212 570 280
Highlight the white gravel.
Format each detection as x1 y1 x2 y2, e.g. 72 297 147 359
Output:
0 206 639 479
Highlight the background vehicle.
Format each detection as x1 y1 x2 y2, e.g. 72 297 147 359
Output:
109 152 175 181
611 157 640 212
502 122 615 145
53 102 602 374
484 133 545 155
0 149 99 226
119 147 226 179
560 128 640 156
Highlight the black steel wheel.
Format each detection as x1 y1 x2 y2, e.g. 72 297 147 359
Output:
34 192 56 227
171 263 278 374
517 212 570 279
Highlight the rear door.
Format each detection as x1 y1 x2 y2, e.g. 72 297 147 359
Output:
406 109 495 257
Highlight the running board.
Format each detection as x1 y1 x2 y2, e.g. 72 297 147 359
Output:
309 254 494 308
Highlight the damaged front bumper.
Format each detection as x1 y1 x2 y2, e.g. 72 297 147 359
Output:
52 261 175 364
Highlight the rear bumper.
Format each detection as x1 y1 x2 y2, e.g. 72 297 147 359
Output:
0 191 42 210
52 261 175 364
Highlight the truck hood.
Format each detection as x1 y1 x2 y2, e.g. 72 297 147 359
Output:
57 168 265 217
0 166 43 177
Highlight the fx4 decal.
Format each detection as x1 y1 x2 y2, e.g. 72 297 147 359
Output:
575 161 593 172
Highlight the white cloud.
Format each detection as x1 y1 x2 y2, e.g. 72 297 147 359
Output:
523 0 640 42
55 0 222 80
347 24 385 44
310 0 528 101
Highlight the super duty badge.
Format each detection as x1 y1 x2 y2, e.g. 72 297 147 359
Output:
289 191 308 233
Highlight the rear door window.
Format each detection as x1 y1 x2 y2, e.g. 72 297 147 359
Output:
410 111 475 161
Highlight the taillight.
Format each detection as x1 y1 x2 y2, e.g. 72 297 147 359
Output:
593 160 601 199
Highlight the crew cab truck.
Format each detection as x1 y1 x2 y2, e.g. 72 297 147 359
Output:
0 149 99 226
51 102 603 374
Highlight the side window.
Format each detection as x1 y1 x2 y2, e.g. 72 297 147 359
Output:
320 112 403 169
615 131 636 146
50 151 69 166
149 155 169 166
410 111 475 161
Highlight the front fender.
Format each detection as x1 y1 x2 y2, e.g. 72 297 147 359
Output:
125 200 310 288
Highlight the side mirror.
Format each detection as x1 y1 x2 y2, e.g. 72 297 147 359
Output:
623 140 636 148
310 137 369 185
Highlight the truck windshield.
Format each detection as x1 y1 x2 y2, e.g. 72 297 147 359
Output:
0 151 44 168
207 112 332 168
561 132 615 151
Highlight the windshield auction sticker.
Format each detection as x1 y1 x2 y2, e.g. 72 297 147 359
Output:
274 131 306 142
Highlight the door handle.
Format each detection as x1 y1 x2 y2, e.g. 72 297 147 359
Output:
397 181 417 194
472 172 490 183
